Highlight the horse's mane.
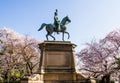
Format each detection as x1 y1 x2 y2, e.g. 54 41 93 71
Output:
61 16 68 25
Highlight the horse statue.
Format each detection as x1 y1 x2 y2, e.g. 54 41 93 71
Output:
38 16 71 41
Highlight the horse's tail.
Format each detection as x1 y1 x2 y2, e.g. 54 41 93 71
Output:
38 23 47 31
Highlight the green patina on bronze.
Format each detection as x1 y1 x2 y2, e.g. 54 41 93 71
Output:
38 9 71 41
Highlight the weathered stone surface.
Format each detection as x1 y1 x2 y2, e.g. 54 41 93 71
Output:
38 41 76 73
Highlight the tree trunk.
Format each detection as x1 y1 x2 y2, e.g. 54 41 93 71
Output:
101 74 110 83
106 74 110 83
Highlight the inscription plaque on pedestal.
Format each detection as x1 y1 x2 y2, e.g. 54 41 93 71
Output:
46 51 70 68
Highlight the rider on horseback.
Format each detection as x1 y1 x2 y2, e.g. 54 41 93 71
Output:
54 9 60 34
38 10 71 41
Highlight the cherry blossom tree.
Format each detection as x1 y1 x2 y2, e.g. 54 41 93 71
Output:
0 28 40 81
77 30 120 83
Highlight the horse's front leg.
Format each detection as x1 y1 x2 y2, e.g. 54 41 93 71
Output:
62 32 64 41
65 32 70 39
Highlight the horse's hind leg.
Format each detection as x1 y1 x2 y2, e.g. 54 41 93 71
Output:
50 34 55 40
46 32 55 41
46 33 49 40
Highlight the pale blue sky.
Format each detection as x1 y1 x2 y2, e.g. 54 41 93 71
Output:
1 0 120 52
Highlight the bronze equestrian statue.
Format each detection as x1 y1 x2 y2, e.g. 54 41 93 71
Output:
38 9 71 41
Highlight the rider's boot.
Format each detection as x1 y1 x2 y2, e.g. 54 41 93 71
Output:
57 24 60 34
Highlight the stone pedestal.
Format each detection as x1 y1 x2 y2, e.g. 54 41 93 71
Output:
21 41 86 83
38 41 76 83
